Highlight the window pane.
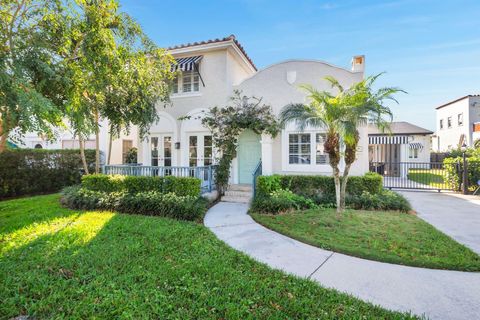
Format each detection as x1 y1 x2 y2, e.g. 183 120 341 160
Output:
172 77 178 93
193 74 199 92
288 133 311 164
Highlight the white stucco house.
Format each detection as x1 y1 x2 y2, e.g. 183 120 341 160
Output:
106 35 370 187
432 94 480 152
17 35 371 194
368 122 433 177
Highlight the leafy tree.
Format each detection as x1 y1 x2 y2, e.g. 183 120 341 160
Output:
202 91 280 193
281 74 403 213
0 0 66 152
53 0 174 172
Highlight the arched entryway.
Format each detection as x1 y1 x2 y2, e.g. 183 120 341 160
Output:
237 130 261 184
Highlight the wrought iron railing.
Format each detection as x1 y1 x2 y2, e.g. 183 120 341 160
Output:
369 161 457 191
252 160 262 196
103 164 217 193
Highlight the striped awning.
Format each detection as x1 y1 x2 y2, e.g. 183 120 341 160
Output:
368 135 409 144
409 142 423 150
171 56 203 72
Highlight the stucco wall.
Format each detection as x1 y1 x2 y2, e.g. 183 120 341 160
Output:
234 60 368 176
434 97 474 151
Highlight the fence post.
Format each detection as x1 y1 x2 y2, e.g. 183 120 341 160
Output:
462 153 468 195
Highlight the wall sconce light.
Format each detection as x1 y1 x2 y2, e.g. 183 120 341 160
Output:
175 142 180 150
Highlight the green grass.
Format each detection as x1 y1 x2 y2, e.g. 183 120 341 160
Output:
407 169 446 188
252 208 480 271
0 194 417 319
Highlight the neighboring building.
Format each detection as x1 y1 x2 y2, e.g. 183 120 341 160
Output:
368 121 433 176
134 35 369 184
432 95 480 152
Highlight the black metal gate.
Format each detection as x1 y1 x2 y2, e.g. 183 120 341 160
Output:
369 161 458 191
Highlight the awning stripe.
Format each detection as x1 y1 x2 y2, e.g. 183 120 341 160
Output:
171 55 203 72
368 135 409 144
409 142 423 149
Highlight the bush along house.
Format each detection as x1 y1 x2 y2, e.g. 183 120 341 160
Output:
102 35 370 200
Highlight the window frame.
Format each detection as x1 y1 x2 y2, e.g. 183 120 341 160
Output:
172 70 200 95
458 113 463 126
440 119 444 130
447 116 452 128
283 129 331 172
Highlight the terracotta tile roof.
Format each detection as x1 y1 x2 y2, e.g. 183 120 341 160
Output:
436 94 480 109
368 122 433 135
166 34 257 71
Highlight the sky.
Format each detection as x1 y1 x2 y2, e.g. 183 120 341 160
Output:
121 0 480 131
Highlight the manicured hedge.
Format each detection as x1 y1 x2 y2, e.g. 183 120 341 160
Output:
81 174 201 197
253 173 410 213
444 157 480 192
256 172 383 199
0 149 95 199
61 186 207 221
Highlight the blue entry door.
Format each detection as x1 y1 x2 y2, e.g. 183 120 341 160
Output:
237 130 261 184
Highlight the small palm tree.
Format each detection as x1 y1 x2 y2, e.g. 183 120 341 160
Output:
280 74 403 213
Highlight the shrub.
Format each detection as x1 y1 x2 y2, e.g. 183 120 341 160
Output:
0 149 95 199
61 186 207 221
256 173 383 199
251 189 317 214
444 157 480 191
346 190 411 212
81 174 201 197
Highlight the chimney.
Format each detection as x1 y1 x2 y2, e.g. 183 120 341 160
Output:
351 55 365 73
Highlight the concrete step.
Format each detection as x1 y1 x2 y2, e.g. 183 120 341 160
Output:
227 184 252 192
224 190 252 197
221 195 252 203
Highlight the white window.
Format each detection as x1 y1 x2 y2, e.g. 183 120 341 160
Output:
458 113 463 126
447 116 452 128
409 148 419 159
440 119 444 130
289 134 311 164
172 71 199 94
316 133 329 164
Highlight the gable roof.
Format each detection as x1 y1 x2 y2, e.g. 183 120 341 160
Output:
166 34 257 71
436 94 480 109
368 122 433 135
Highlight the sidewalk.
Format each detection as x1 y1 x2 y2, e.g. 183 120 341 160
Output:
204 202 480 320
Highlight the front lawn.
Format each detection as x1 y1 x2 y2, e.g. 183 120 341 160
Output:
252 208 480 271
407 169 446 188
0 194 416 319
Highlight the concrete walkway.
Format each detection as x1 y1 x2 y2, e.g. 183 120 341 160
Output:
204 202 480 320
399 191 480 254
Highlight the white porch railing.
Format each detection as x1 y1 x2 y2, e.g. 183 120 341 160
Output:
103 165 217 193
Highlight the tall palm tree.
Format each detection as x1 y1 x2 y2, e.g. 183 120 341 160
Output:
280 74 403 213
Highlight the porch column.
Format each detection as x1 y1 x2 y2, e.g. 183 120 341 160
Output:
141 137 150 166
260 134 273 175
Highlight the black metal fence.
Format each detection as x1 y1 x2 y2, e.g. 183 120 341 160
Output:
369 161 458 191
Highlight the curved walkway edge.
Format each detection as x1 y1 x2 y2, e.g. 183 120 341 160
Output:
204 202 480 320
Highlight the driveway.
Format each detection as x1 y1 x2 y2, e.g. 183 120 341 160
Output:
399 191 480 254
204 202 480 320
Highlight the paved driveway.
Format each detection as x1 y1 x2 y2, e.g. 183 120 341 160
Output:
399 191 480 254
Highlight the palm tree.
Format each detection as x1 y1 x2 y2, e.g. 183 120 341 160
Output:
280 74 403 213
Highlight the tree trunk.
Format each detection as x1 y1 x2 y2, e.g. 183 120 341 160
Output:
107 129 113 165
79 137 89 175
333 166 342 214
94 107 100 173
340 164 352 210
0 118 7 153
